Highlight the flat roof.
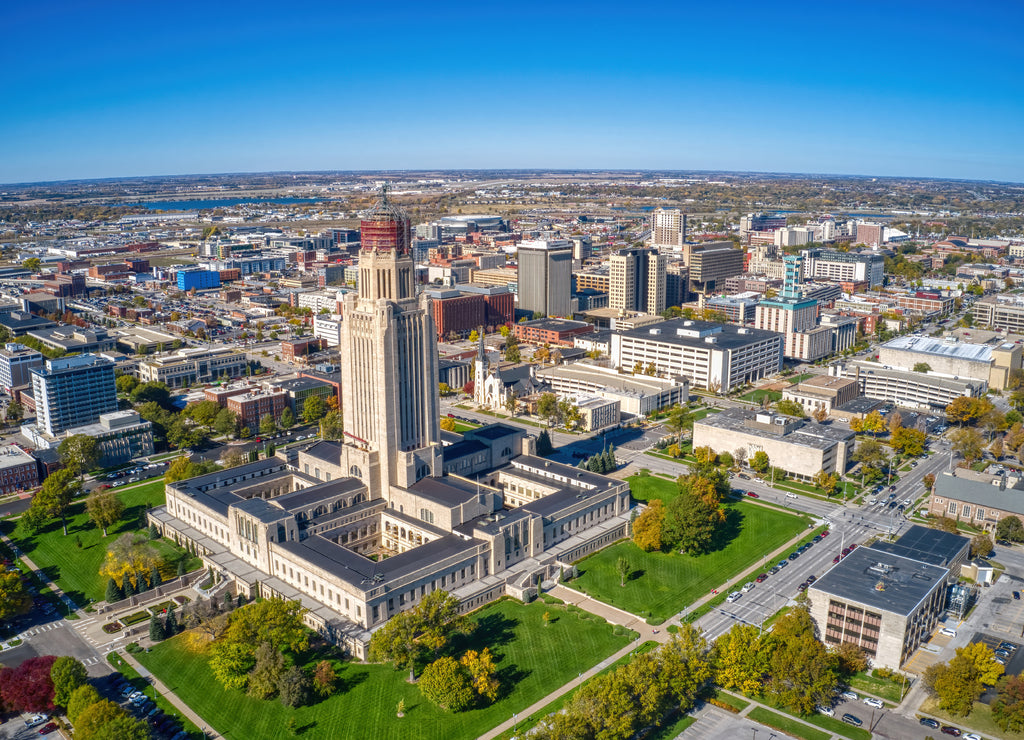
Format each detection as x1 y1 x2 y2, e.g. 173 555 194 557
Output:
882 335 992 363
870 524 969 568
619 318 780 351
811 546 948 617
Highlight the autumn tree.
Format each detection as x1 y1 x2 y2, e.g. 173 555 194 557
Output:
891 427 927 456
860 410 887 435
946 396 993 427
419 656 475 711
29 468 81 535
712 623 769 694
319 410 344 441
312 660 337 698
440 416 456 432
66 684 101 724
775 399 805 418
925 642 1004 716
303 394 326 423
0 571 31 621
461 648 500 702
664 404 695 438
765 607 838 714
50 656 88 709
58 434 101 479
951 426 985 465
100 532 160 587
887 410 903 436
750 450 770 474
632 500 664 552
86 490 125 537
997 515 1024 543
812 469 839 497
993 674 1024 733
368 611 423 681
0 655 56 712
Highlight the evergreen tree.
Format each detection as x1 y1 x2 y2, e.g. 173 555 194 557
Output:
536 429 553 455
176 558 186 577
121 572 134 596
105 578 123 603
223 591 232 610
237 593 246 609
150 566 162 589
607 443 617 468
148 524 160 540
164 605 177 636
149 612 166 642
602 448 614 472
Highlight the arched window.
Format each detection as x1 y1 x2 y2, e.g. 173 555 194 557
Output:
349 465 362 478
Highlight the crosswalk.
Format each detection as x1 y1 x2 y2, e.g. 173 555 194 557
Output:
18 620 66 638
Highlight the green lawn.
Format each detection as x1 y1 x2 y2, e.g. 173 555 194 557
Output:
2 479 201 605
738 389 782 404
788 373 815 385
452 421 480 433
136 599 632 740
747 707 830 740
107 652 204 739
848 669 908 703
572 476 810 621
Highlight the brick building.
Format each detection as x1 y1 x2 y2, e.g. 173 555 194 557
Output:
226 388 288 429
513 318 595 346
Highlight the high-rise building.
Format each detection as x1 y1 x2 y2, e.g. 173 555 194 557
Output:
687 244 745 295
30 354 117 436
739 213 787 236
516 239 573 317
0 342 43 394
609 247 667 315
339 187 444 498
855 222 885 247
801 248 885 288
650 208 687 249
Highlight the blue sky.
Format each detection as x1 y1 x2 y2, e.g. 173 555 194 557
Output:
2 0 1022 184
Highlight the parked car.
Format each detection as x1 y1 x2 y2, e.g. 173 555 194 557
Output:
742 582 755 593
756 573 768 583
815 705 834 717
863 697 884 708
841 690 859 701
999 641 1018 652
919 717 940 729
940 726 962 737
25 715 49 728
940 627 958 638
842 713 863 726
726 591 741 603
745 491 759 498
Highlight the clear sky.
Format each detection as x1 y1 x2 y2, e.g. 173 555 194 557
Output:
2 0 1022 184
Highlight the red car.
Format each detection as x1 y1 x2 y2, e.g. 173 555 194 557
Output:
746 491 759 498
821 530 830 537
849 543 858 550
756 573 768 583
833 555 841 564
38 724 58 736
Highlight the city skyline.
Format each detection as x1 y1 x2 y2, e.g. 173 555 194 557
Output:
2 0 1023 184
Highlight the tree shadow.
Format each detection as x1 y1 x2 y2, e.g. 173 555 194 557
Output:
495 664 530 701
628 569 645 581
297 722 318 735
335 666 369 695
707 508 743 553
449 612 518 656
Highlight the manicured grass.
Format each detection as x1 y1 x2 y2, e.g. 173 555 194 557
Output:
573 476 810 621
747 707 830 740
848 669 908 703
739 389 782 404
788 373 815 385
108 651 205 739
712 690 750 712
920 696 1024 740
452 422 480 433
2 479 201 605
137 598 632 740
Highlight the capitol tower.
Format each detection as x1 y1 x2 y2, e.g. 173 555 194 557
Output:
339 185 443 501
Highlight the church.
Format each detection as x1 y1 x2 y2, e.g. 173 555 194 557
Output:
148 189 633 657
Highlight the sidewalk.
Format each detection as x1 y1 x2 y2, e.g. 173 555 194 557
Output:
0 531 81 617
120 649 222 739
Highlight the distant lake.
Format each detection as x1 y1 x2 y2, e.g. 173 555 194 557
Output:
126 197 325 211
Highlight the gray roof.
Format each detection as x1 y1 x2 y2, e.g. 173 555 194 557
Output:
466 423 520 442
408 476 481 507
277 377 333 393
811 546 949 617
883 335 992 362
274 477 365 511
694 407 854 450
301 440 342 465
619 318 780 350
933 472 1024 516
870 524 969 567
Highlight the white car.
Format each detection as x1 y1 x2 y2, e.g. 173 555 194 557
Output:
964 734 982 740
25 715 49 728
815 705 834 717
726 591 742 603
841 690 859 701
741 582 755 593
940 627 957 637
862 697 884 708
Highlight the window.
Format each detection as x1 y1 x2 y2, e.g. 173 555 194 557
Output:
962 505 971 518
977 508 985 521
948 501 957 515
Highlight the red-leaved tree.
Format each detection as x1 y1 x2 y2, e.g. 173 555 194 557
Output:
0 655 57 712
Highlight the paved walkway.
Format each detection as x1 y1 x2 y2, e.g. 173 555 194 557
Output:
0 531 81 618
120 649 222 739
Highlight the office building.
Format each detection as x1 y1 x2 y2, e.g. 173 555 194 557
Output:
227 388 288 429
517 240 573 317
25 410 154 468
609 247 667 315
687 244 745 295
650 208 687 249
739 213 787 236
138 347 250 388
975 294 1024 333
535 362 688 417
855 222 885 247
30 354 118 436
177 268 221 291
0 343 43 394
26 327 116 356
878 335 1022 391
827 360 985 411
781 375 860 416
693 408 854 480
755 255 830 361
612 319 781 393
513 318 594 347
801 248 885 288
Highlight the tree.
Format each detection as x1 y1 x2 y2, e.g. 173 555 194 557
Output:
923 473 936 492
259 413 278 437
860 410 887 435
991 435 1005 460
632 500 664 552
925 652 987 716
536 429 553 456
536 392 559 425
280 407 295 429
0 571 31 621
765 607 838 714
440 416 456 432
812 407 828 423
997 515 1024 543
812 469 839 497
887 410 903 436
368 611 424 681
951 426 985 465
665 404 695 438
417 590 473 656
86 490 125 537
733 447 748 468
319 410 344 441
461 648 500 702
913 362 932 373
0 655 56 712
468 329 479 343
853 438 886 468
419 656 475 712
165 456 219 484
691 446 718 477
99 532 160 587
184 399 221 428
50 656 88 709
130 381 172 409
30 468 81 535
4 400 23 423
504 390 518 416
149 612 166 642
73 699 126 739
946 397 993 427
503 334 520 363
303 394 326 423
247 641 287 699
891 427 926 456
67 684 101 724
616 556 631 587
775 399 805 418
959 641 1005 686
278 665 311 708
750 450 770 474
59 434 101 478
972 534 994 558
105 577 123 603
993 674 1024 733
214 407 239 437
23 257 41 272
663 486 719 555
438 382 452 396
312 660 337 698
712 623 769 694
